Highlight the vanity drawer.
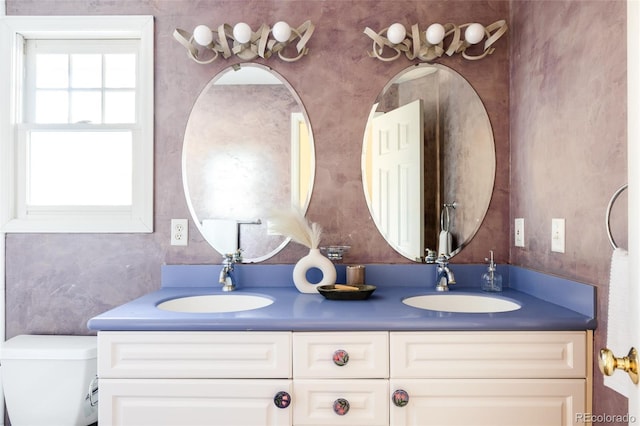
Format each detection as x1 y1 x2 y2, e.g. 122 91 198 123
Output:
293 332 389 378
293 379 388 425
390 331 587 379
98 331 291 379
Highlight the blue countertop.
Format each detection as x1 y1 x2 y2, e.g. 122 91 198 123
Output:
87 264 597 332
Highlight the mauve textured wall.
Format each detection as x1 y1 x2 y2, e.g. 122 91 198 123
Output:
6 0 628 419
510 0 628 421
5 0 509 336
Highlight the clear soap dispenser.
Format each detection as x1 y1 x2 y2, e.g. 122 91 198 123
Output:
481 250 502 292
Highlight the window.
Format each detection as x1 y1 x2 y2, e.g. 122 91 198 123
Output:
0 16 154 232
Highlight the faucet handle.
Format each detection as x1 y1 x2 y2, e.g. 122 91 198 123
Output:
232 248 243 263
223 249 243 264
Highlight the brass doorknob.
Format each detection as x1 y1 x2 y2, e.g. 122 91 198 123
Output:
599 347 639 384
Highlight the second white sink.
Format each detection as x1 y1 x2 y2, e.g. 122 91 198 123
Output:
403 294 521 313
157 294 273 313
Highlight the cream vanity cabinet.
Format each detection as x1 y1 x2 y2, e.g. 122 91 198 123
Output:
292 332 390 425
97 332 293 426
97 330 591 426
389 331 591 426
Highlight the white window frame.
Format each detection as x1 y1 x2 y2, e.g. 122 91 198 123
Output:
0 15 154 233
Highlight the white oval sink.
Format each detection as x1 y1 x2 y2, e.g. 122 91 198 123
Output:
157 294 273 313
403 294 521 313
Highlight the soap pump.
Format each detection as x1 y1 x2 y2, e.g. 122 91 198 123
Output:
481 250 502 292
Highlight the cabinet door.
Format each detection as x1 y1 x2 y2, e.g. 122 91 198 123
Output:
294 379 388 425
100 379 292 426
390 379 585 426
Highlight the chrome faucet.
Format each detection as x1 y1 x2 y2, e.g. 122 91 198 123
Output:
435 254 456 291
219 249 242 292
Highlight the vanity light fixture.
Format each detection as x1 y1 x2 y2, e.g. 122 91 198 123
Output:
174 20 314 64
364 20 507 62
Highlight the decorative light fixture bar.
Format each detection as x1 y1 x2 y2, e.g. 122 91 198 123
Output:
174 20 315 64
364 20 507 62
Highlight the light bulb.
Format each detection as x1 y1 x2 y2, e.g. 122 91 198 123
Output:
425 23 445 45
233 22 252 44
465 23 485 45
193 24 213 46
386 23 406 45
272 21 292 43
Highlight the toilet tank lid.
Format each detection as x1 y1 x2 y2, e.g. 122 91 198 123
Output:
1 335 97 360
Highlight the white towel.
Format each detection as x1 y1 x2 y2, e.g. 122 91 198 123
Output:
438 230 451 256
202 219 238 255
604 247 631 397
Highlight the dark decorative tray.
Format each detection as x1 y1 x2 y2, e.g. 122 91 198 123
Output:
317 284 377 300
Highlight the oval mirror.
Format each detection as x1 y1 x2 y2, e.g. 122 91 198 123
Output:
183 63 315 262
362 63 495 262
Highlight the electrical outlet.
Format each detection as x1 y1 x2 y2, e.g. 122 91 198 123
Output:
551 218 565 253
171 219 188 246
514 218 525 247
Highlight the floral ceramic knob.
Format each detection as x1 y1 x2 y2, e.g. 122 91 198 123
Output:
392 389 409 407
333 398 350 415
273 391 291 409
333 349 349 366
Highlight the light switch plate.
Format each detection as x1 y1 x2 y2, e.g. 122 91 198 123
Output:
551 218 565 253
514 218 525 247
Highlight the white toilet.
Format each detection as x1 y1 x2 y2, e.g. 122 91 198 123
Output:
1 335 98 426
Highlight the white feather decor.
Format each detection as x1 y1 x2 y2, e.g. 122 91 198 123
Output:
267 208 322 249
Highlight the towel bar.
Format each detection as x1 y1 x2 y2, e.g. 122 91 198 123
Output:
606 183 628 249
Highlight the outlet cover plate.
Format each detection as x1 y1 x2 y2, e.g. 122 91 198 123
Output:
171 219 188 246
